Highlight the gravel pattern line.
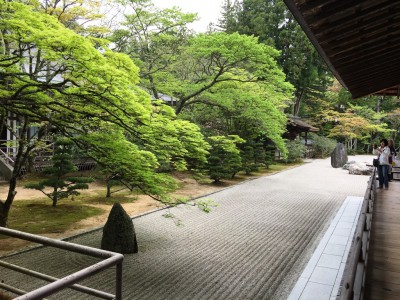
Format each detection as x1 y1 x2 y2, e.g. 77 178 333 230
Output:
0 156 373 299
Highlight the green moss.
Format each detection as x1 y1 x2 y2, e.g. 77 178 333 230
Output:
6 200 103 234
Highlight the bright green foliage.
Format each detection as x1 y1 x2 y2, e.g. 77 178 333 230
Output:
222 0 332 116
172 119 211 170
0 1 208 226
111 2 292 159
134 102 210 172
172 32 291 113
0 1 149 131
101 202 138 254
180 79 290 156
78 126 178 203
284 139 306 163
385 108 400 142
113 7 292 115
29 0 109 36
25 138 94 207
206 135 244 182
196 198 218 213
172 32 292 157
321 106 390 152
110 0 197 98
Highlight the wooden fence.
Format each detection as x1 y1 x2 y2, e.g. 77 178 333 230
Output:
337 168 376 299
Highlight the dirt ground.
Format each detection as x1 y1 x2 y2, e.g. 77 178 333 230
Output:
0 173 250 256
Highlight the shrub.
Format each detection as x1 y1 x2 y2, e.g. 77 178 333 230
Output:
309 133 337 158
285 139 306 163
206 135 244 182
101 203 138 254
262 146 275 169
241 145 259 175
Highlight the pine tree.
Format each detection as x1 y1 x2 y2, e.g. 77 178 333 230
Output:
25 138 94 207
217 0 240 33
206 135 244 182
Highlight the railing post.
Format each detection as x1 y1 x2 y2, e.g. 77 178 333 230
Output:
0 227 124 300
116 262 123 300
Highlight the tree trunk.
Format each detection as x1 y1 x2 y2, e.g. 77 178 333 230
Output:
175 98 185 115
106 180 111 198
52 186 58 207
375 96 383 113
293 87 305 116
0 116 33 226
0 177 17 227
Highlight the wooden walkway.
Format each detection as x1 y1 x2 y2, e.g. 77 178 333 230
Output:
364 180 400 299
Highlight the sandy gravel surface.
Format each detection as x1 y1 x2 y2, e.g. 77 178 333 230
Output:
0 156 373 299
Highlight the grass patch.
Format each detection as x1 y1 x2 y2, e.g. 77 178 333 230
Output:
0 181 140 237
77 190 138 205
5 200 103 235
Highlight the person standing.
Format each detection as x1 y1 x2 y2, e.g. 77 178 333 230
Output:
388 139 397 181
377 138 390 189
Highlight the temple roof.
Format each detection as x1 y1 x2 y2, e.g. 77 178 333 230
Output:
283 0 400 98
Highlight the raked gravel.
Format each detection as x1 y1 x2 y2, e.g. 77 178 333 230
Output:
0 155 374 300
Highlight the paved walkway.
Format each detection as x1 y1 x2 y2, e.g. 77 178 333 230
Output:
0 156 374 299
288 195 363 300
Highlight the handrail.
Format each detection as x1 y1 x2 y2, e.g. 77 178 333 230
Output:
337 168 376 299
0 148 14 166
0 261 114 299
0 227 124 300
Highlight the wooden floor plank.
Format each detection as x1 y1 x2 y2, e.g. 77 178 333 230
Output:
370 247 400 261
368 256 400 272
364 283 400 300
366 268 400 285
365 181 400 300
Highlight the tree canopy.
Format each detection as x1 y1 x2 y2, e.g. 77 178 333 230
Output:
2 0 400 227
0 1 208 226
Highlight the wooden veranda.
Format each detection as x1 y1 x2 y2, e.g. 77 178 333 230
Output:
364 181 400 299
279 2 400 297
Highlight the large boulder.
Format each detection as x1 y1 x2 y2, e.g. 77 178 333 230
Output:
345 161 373 175
101 202 138 254
331 143 348 168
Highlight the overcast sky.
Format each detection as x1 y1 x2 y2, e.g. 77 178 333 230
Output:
152 0 224 32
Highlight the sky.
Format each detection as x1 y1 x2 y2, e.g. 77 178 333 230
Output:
152 0 224 32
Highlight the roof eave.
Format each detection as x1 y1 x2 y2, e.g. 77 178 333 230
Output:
283 0 349 92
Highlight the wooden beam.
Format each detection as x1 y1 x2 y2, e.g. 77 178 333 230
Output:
310 0 394 36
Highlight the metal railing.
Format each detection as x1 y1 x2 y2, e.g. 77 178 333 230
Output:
0 227 124 300
337 168 376 300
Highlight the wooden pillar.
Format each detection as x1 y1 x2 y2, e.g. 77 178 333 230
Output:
305 131 308 145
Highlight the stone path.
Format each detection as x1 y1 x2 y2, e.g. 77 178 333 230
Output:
0 156 374 299
288 195 363 300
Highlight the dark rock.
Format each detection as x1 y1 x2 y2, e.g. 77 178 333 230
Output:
101 202 138 254
331 143 348 168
